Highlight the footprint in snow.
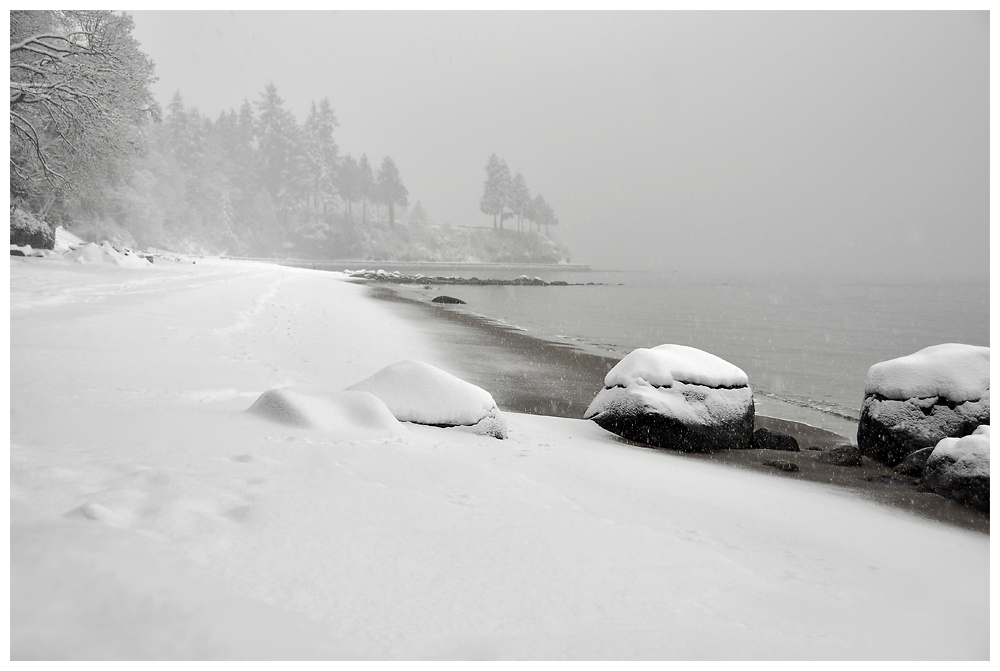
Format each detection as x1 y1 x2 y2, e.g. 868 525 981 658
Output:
448 493 476 507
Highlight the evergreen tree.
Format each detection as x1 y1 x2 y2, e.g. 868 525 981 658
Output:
375 156 408 225
339 154 360 219
254 82 303 225
303 98 339 217
531 193 558 235
408 200 428 223
511 171 531 233
479 153 512 230
358 153 374 225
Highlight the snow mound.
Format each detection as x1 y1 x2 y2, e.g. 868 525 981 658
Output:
64 242 150 268
604 344 749 389
347 361 506 438
246 389 404 437
864 343 989 402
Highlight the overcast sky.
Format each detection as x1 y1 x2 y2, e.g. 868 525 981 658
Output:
129 11 989 279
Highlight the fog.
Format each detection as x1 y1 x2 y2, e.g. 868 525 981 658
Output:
130 11 989 279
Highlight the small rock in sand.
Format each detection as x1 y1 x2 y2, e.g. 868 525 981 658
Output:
815 444 863 467
432 295 466 304
762 459 799 472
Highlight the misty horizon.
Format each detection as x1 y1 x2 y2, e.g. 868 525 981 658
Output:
127 10 989 280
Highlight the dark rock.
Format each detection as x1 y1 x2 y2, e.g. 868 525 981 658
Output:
762 459 799 472
815 443 863 467
431 295 466 304
892 446 935 477
10 249 25 256
591 402 755 453
857 394 989 466
752 427 799 452
867 474 919 487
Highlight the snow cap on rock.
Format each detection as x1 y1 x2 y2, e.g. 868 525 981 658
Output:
864 343 989 402
928 425 990 478
604 344 749 389
347 360 499 427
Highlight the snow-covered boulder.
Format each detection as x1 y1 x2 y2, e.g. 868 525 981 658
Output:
346 361 507 439
921 425 990 512
857 344 990 466
64 241 151 268
247 388 404 438
583 344 754 452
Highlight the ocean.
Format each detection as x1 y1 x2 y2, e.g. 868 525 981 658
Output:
309 262 989 438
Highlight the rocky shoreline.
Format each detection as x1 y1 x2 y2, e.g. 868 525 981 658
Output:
344 268 605 286
367 283 989 533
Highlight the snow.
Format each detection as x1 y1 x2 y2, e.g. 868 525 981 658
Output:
64 241 151 268
347 360 500 427
603 344 749 389
247 388 405 438
864 343 990 402
927 425 990 479
9 256 989 659
53 225 86 253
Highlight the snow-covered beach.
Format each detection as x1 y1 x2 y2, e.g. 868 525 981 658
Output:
9 254 989 660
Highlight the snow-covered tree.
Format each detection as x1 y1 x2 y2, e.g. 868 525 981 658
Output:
303 98 339 217
532 193 558 235
375 156 409 225
358 154 375 225
510 171 531 233
10 10 158 220
479 153 512 230
409 200 428 223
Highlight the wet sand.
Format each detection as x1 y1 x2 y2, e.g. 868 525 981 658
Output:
368 283 988 534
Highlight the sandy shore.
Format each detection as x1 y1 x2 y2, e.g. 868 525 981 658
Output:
369 283 988 534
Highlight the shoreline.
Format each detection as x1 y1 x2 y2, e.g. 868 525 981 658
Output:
10 257 988 657
367 282 988 534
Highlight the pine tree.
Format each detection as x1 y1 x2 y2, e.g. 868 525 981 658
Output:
303 98 339 218
479 153 513 230
511 171 530 233
358 154 374 225
375 156 409 225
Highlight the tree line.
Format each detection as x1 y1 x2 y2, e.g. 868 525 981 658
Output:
479 154 559 235
10 10 412 255
10 11 564 259
151 85 410 253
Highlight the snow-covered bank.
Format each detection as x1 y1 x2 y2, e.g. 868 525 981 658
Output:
9 257 989 660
